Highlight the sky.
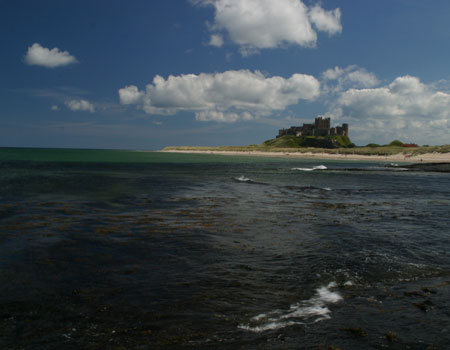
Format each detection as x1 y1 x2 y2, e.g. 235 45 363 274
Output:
1 0 450 149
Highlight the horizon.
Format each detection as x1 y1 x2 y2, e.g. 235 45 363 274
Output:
1 0 450 150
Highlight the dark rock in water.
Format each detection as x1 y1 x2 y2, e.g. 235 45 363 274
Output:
421 287 437 294
385 331 397 342
404 290 422 297
339 327 367 338
401 162 450 172
412 299 434 312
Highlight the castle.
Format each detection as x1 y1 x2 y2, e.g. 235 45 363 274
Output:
277 117 349 138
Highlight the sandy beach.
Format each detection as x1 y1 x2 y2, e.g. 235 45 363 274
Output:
161 149 450 163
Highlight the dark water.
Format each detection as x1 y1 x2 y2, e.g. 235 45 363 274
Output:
1 148 450 349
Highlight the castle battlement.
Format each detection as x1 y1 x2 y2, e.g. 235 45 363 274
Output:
278 117 348 138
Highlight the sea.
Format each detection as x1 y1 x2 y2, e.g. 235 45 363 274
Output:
1 147 450 349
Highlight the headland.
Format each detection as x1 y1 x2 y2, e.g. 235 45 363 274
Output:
162 118 450 164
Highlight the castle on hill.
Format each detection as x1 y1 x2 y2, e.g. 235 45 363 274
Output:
277 117 349 138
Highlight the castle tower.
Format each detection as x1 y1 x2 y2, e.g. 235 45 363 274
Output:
342 123 349 136
315 117 330 129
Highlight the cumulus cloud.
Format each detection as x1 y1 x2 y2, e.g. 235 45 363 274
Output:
118 85 144 105
322 65 380 94
337 76 445 119
325 75 450 144
308 5 342 35
193 0 342 54
50 105 60 111
119 70 320 122
24 43 78 68
65 99 95 113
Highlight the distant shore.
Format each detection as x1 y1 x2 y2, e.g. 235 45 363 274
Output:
160 149 450 163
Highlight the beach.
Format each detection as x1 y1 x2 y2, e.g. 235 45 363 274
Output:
161 149 450 163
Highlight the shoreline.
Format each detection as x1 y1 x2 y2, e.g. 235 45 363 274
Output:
160 149 450 163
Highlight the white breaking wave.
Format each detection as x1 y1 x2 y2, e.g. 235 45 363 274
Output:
391 167 409 171
292 165 327 171
235 175 252 182
239 282 342 332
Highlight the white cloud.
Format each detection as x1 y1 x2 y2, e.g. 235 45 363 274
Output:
118 85 144 105
193 0 342 55
346 70 380 88
208 34 224 47
325 75 450 145
119 70 320 122
337 76 445 118
322 65 380 94
322 66 344 81
65 99 95 113
24 43 78 68
308 5 342 35
50 105 60 111
195 110 253 123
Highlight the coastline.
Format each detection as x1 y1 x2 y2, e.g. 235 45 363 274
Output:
160 149 450 163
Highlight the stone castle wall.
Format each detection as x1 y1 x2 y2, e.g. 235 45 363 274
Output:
278 117 348 138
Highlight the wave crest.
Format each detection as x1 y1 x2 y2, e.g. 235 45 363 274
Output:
239 282 342 332
292 165 327 171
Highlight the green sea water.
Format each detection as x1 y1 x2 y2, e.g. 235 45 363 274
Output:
0 147 298 164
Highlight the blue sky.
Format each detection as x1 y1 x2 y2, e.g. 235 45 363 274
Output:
1 0 450 149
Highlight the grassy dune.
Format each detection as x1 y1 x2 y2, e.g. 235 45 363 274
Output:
263 135 354 148
162 144 450 156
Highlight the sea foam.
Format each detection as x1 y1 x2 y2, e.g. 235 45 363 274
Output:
235 175 252 182
238 282 342 332
292 165 327 172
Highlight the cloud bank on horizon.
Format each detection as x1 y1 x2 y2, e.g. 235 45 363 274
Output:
119 65 450 143
327 75 450 143
193 0 342 55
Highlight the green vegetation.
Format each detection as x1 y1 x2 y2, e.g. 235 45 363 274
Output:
388 140 404 147
264 135 354 149
366 140 404 148
163 136 450 156
163 143 450 156
263 135 303 148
